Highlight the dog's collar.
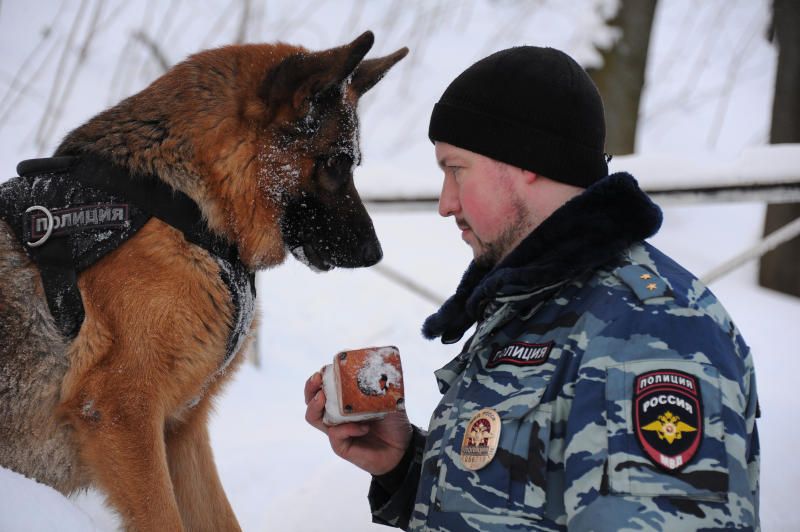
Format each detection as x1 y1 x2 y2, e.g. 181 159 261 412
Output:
17 154 240 264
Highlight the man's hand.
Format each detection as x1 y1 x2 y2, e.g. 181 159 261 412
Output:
304 371 413 476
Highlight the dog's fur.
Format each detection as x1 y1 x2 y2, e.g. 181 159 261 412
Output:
0 31 406 531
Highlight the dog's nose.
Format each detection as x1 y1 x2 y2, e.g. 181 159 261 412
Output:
361 240 383 266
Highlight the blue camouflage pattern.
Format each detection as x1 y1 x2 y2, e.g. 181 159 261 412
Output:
369 174 759 531
372 244 759 531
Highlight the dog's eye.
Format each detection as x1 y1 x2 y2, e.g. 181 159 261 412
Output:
322 153 354 183
326 153 352 172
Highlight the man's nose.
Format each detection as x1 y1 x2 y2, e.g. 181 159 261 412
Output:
438 176 459 218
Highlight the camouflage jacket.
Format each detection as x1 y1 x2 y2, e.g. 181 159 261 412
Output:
368 173 760 531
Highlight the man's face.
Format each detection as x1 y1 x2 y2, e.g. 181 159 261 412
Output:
435 142 532 268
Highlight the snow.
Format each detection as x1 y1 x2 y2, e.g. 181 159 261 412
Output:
611 145 800 190
1 0 798 531
355 347 402 397
288 244 327 273
0 467 100 531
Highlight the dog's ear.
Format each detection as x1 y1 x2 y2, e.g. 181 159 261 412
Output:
261 31 375 113
350 47 409 96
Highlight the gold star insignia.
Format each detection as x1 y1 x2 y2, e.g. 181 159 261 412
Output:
646 282 658 291
640 273 652 280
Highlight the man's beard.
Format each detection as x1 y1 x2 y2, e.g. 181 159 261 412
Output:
474 197 530 270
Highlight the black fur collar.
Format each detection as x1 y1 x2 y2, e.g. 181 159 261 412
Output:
422 172 663 342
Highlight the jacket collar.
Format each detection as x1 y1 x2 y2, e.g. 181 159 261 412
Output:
422 172 663 342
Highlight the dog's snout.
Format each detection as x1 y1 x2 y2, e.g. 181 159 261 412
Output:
361 240 382 266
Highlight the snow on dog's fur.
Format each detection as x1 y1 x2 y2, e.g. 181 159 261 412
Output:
0 31 406 531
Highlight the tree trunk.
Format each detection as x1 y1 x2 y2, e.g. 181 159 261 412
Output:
759 0 800 297
588 0 658 155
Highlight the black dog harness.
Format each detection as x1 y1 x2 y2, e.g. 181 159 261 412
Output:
0 155 255 377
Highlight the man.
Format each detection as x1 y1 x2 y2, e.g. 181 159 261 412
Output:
304 46 760 530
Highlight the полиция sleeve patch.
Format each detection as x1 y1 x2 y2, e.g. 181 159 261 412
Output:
633 369 703 472
486 341 554 368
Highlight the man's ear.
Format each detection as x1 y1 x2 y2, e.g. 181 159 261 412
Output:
350 47 409 95
260 31 375 113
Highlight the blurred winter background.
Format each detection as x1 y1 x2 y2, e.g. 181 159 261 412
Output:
0 0 798 530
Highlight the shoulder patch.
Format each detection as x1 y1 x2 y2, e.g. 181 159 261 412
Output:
486 341 553 368
616 264 673 302
633 369 703 472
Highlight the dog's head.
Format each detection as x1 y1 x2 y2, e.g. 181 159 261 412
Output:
56 31 407 271
257 32 407 271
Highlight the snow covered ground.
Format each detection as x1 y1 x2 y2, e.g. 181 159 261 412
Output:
1 0 798 531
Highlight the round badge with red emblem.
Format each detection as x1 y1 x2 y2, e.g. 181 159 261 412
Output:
460 408 501 471
633 369 703 472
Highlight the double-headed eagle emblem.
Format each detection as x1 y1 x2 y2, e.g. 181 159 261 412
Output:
641 410 697 444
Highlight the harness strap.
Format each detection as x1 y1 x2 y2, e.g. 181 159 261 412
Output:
39 245 83 336
4 155 250 338
57 155 238 262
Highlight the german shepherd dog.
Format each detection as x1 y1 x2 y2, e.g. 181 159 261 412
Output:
0 31 406 531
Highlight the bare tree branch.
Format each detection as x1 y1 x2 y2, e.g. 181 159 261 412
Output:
201 0 238 48
96 0 131 33
644 2 730 121
0 0 69 103
235 0 251 44
339 0 366 43
0 21 55 117
481 2 539 58
650 2 700 83
41 0 104 147
130 0 182 91
0 35 62 133
273 0 327 42
132 30 171 73
377 0 406 42
250 0 265 41
34 0 88 150
107 34 137 105
155 0 182 41
706 17 761 148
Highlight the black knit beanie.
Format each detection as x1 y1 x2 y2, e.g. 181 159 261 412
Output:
428 46 608 188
